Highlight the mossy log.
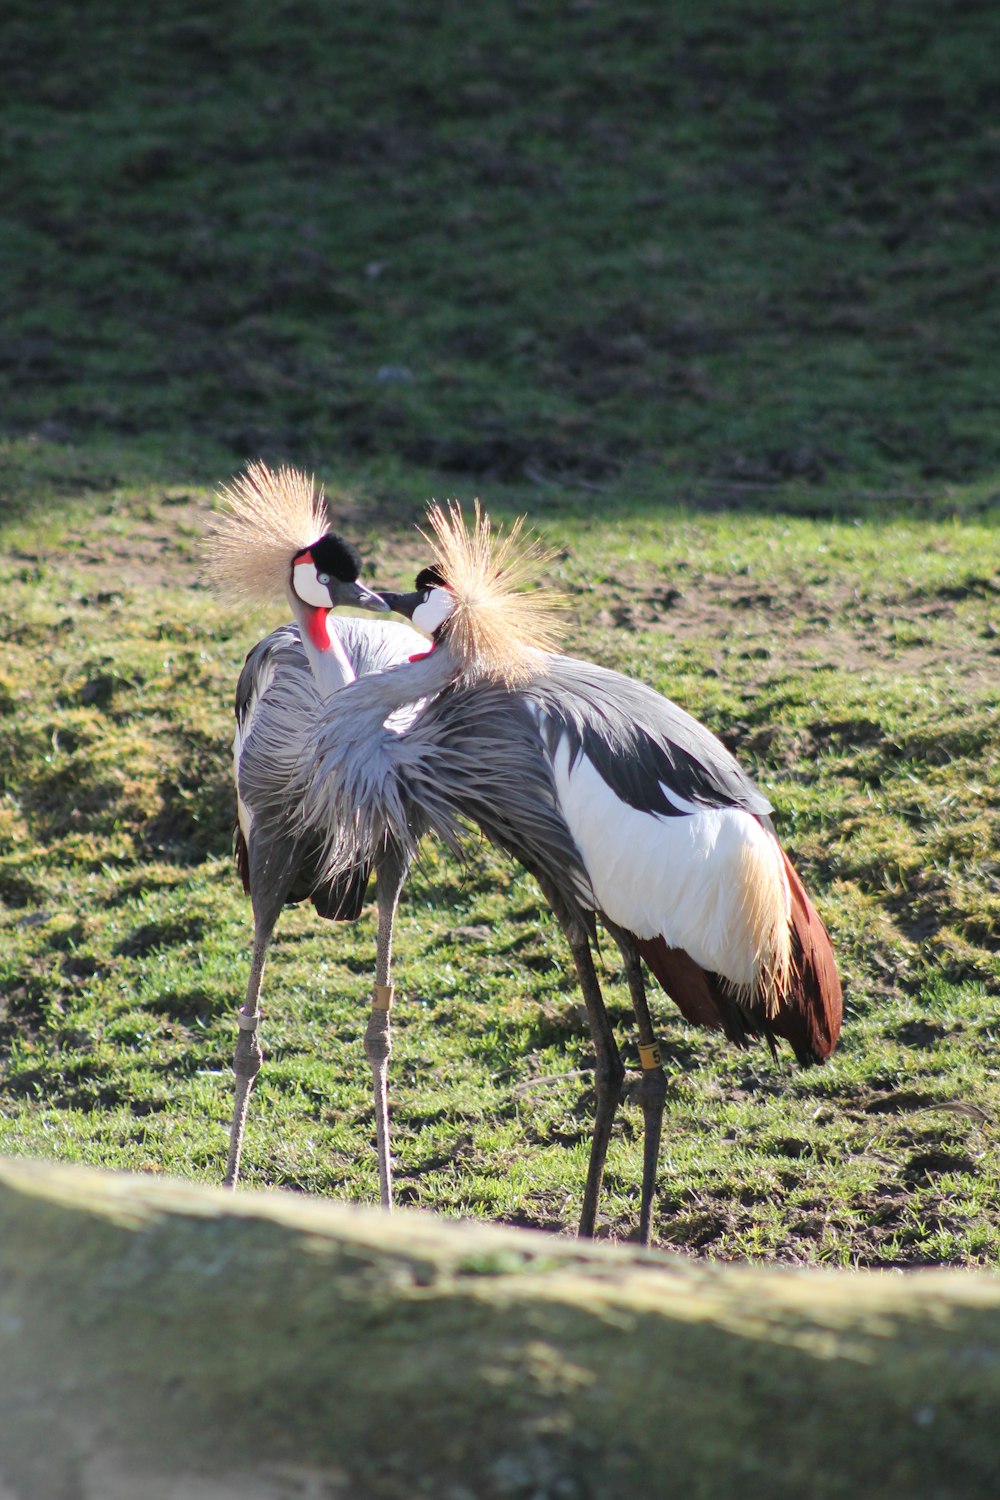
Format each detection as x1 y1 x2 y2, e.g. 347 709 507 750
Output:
0 1157 998 1499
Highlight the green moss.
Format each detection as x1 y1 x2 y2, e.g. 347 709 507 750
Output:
3 1159 1000 1497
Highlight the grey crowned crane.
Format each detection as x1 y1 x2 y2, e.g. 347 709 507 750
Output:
279 502 842 1243
205 462 426 1198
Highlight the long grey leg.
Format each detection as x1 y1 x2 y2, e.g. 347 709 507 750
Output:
535 873 624 1239
605 919 667 1247
364 846 409 1210
223 928 269 1189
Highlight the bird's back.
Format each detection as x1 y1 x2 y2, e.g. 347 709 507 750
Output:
527 654 772 818
384 675 597 917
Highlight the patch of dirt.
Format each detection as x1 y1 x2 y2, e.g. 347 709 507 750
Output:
48 492 214 595
904 1148 977 1185
41 489 999 703
582 558 999 686
49 489 434 602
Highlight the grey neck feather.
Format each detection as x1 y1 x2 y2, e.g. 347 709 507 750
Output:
287 643 459 864
313 642 457 753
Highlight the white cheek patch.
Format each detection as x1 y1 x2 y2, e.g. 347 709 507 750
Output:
292 561 333 608
411 587 455 635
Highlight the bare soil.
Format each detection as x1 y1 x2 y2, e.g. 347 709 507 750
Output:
50 495 999 698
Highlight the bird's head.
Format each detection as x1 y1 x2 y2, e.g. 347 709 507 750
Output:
376 503 564 686
289 530 388 647
378 564 456 639
204 462 388 650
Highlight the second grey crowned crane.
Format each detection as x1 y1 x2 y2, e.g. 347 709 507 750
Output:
269 503 842 1244
206 462 426 1199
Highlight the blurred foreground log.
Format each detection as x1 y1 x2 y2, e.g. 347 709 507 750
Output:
0 1157 998 1499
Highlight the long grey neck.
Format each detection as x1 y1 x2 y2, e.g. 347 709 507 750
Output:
310 630 356 698
322 642 459 739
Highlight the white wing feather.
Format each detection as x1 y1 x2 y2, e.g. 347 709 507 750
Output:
547 725 790 989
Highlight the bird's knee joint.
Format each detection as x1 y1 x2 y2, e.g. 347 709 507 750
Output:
566 921 592 953
364 1009 392 1067
232 1031 263 1081
627 1065 667 1111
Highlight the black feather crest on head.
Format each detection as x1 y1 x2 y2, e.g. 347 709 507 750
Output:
306 531 363 582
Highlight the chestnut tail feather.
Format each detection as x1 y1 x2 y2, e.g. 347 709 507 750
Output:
635 937 760 1051
636 850 842 1067
234 821 251 897
774 847 842 1063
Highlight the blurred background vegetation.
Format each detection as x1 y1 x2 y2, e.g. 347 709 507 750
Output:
3 0 1000 513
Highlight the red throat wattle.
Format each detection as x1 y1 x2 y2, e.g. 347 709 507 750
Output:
306 607 331 651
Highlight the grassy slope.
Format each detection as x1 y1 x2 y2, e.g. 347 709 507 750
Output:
0 0 998 1264
4 0 1000 502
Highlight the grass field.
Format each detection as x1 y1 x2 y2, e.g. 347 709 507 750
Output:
1 0 998 1265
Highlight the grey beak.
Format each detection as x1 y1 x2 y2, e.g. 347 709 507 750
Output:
373 588 423 620
328 579 390 612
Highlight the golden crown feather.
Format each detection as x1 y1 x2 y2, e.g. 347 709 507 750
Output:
422 500 566 686
204 461 329 602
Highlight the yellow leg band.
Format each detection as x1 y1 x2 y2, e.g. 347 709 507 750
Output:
372 983 395 1011
638 1041 662 1070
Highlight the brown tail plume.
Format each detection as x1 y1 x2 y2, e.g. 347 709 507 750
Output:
769 848 842 1064
636 938 761 1051
636 850 842 1066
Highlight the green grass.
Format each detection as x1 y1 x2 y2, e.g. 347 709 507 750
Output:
0 0 998 1264
1 471 996 1264
4 0 1000 508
